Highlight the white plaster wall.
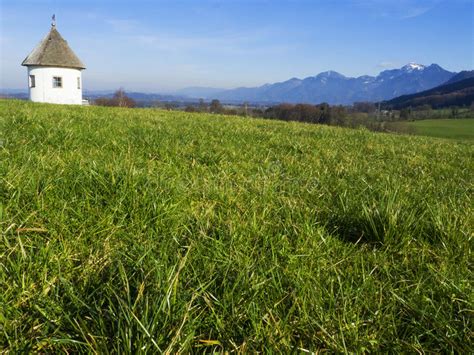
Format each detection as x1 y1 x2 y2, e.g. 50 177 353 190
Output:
27 66 83 105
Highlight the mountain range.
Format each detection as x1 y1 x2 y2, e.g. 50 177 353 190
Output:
176 63 458 105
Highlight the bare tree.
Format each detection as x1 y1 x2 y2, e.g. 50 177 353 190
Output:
114 88 136 108
94 88 136 108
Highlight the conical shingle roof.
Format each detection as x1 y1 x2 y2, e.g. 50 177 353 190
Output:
22 26 85 69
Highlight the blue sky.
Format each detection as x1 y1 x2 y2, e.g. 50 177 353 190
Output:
1 0 472 92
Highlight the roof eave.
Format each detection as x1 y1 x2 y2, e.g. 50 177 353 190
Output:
21 62 86 70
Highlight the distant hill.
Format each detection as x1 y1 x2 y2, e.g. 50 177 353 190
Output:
383 77 474 109
0 89 28 100
443 70 474 85
86 91 183 102
179 63 456 105
174 87 225 98
82 91 189 106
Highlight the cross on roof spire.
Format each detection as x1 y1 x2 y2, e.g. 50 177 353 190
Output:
51 14 56 27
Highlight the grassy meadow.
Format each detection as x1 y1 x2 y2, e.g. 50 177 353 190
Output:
1 100 473 352
406 118 474 140
387 118 474 141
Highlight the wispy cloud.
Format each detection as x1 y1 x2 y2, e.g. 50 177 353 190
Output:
376 61 397 69
401 6 431 19
101 15 292 56
105 18 139 32
355 0 441 19
125 28 294 56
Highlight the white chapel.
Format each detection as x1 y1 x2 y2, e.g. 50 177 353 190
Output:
21 18 86 105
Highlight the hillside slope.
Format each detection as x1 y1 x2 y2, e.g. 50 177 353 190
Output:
383 77 474 109
444 70 474 85
1 100 472 353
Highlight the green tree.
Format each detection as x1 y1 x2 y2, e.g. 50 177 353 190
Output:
210 99 223 114
400 108 411 120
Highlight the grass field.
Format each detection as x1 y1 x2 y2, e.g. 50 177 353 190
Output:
1 100 473 352
404 118 474 140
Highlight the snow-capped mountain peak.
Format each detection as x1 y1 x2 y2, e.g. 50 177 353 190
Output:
403 63 426 72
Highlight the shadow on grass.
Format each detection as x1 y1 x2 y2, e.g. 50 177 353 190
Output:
323 205 445 246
